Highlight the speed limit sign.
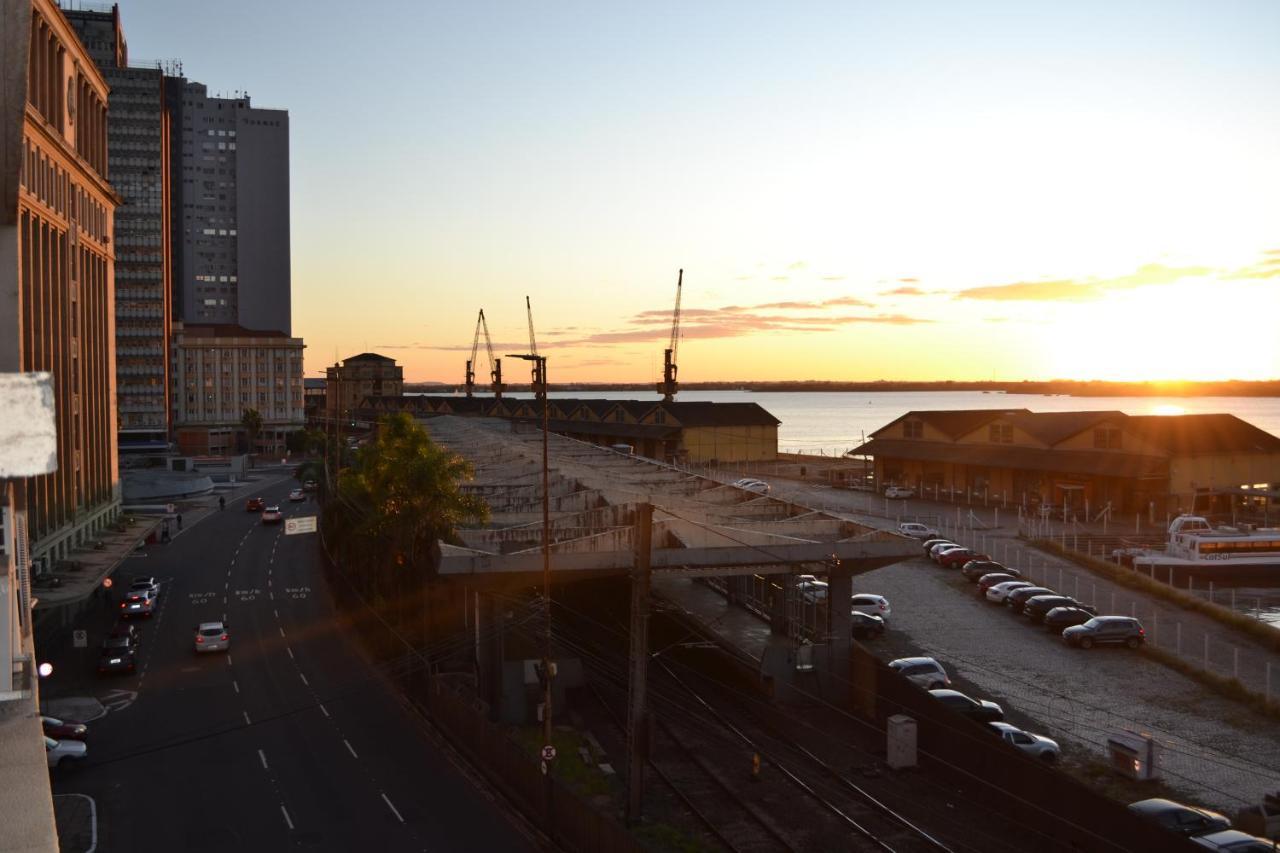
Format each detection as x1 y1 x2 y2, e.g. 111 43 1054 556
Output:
540 745 556 762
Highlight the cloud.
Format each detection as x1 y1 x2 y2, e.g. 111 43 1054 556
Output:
898 277 919 283
820 275 845 281
787 261 808 270
770 275 790 281
880 286 929 296
957 262 1219 302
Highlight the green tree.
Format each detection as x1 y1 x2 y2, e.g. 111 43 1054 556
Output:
240 408 264 454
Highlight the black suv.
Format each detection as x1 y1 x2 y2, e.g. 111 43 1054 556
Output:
928 689 1004 722
1023 595 1096 623
1043 606 1097 633
961 560 1007 582
1005 586 1055 614
1063 616 1145 649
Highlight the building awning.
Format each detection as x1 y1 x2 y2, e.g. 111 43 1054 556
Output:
858 438 1168 479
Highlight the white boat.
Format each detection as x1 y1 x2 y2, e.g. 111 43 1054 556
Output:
1133 515 1280 584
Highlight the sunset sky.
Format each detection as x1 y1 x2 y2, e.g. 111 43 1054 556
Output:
117 1 1280 383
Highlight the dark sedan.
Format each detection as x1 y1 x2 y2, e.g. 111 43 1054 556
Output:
851 612 886 640
1023 595 1095 623
1005 586 1055 614
98 645 138 675
1063 617 1145 649
928 688 1004 722
961 560 1008 582
41 716 88 741
1043 606 1098 632
939 549 991 569
1127 798 1229 836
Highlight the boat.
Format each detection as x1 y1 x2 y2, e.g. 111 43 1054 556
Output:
1133 515 1280 585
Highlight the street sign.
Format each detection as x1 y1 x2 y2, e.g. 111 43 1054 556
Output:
285 516 317 536
540 745 556 762
166 503 176 514
102 577 113 589
72 630 87 648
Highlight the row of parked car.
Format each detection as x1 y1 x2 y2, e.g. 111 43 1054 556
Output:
794 575 893 639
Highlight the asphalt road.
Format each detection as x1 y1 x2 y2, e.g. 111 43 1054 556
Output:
49 476 535 852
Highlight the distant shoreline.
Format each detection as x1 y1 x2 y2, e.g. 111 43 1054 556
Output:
404 380 1280 398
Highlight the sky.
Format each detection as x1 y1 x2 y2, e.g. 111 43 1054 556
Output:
108 0 1280 384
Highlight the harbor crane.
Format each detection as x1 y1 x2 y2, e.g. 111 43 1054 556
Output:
525 296 546 403
657 269 683 402
464 309 503 399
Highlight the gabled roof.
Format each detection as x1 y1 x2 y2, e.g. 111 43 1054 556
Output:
1126 414 1280 455
343 352 395 364
578 400 615 418
661 401 781 427
1006 410 1125 446
874 409 1024 440
860 438 1168 479
618 401 659 420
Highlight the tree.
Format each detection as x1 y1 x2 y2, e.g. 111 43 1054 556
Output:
240 408 263 454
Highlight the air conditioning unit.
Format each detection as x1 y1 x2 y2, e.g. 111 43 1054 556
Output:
1107 731 1160 780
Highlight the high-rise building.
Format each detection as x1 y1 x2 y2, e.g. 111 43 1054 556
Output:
1 0 121 566
63 4 173 452
325 353 405 422
165 79 290 334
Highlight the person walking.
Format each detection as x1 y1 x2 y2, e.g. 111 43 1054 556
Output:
219 496 225 511
176 513 183 531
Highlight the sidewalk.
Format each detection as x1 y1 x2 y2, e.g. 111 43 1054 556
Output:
52 794 96 853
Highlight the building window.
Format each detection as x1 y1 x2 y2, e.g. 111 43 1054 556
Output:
988 423 1013 444
1094 428 1122 450
903 420 923 439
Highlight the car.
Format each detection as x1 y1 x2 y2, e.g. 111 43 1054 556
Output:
850 593 891 620
1005 586 1055 614
898 522 939 539
732 478 771 495
119 591 154 619
939 549 990 569
796 579 828 604
45 736 87 769
928 688 1004 722
288 488 306 502
107 622 140 644
246 497 265 512
1191 829 1277 851
1127 798 1231 837
888 657 951 690
976 572 1021 593
960 560 1007 581
129 576 161 599
41 716 88 741
921 537 954 557
930 542 964 561
1063 616 1146 649
303 479 318 491
98 640 138 675
195 621 230 653
987 722 1060 762
985 580 1034 604
851 612 886 639
260 506 283 524
884 485 914 499
1043 606 1099 633
1023 595 1095 623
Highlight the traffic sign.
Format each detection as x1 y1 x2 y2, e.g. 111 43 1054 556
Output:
102 577 113 589
540 745 556 762
285 516 317 536
72 630 88 648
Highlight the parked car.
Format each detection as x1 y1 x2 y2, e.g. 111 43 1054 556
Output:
898 522 939 539
108 622 140 644
261 506 283 525
119 591 154 619
985 580 1034 604
289 488 306 502
850 593 891 620
41 716 88 741
930 542 965 562
1005 586 1056 614
888 657 951 690
851 612 886 640
45 736 87 769
732 478 771 495
939 548 990 569
98 641 138 675
303 479 318 491
960 560 1007 581
1043 606 1098 633
884 485 914 499
246 497 265 512
921 537 954 557
1063 616 1146 649
928 689 1004 722
1024 595 1095 623
129 576 161 600
194 621 231 653
797 578 828 604
1128 798 1231 837
1191 829 1276 851
977 572 1022 594
987 722 1060 762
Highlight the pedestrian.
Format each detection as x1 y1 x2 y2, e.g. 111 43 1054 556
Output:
176 513 183 531
218 496 225 511
161 520 170 543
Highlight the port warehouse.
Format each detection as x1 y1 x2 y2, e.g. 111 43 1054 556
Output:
855 409 1280 516
356 395 781 463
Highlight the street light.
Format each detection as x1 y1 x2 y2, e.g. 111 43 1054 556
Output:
509 353 552 752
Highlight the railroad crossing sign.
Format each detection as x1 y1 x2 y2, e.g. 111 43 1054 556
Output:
72 630 88 648
285 516 317 536
540 745 556 762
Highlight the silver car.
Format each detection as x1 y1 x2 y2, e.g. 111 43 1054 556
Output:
888 657 950 690
120 591 155 619
45 736 87 769
194 621 230 653
988 722 1060 762
986 580 1033 604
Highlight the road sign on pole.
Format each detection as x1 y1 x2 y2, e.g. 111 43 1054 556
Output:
285 516 317 536
72 630 88 648
540 745 556 762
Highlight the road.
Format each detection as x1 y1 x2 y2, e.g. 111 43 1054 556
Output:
50 476 535 852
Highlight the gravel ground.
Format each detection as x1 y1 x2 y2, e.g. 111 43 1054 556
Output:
858 554 1280 814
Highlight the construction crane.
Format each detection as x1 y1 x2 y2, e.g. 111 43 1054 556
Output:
526 295 546 403
465 310 483 397
657 269 683 402
465 309 504 399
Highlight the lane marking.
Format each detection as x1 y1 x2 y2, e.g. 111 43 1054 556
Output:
278 627 286 638
273 609 279 619
299 673 309 686
259 749 268 770
381 793 404 823
226 654 233 667
280 805 294 831
243 711 252 725
319 704 329 718
344 739 358 759
286 647 294 660
232 680 240 694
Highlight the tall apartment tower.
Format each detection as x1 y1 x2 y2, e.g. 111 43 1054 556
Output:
63 4 173 452
165 80 290 334
1 0 121 566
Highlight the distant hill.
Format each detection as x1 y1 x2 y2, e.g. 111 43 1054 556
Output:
402 380 1280 397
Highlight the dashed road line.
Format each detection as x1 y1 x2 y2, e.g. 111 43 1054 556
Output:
278 627 286 638
258 749 269 770
274 609 279 619
299 673 309 686
319 704 329 718
232 680 240 694
381 793 404 823
343 739 358 759
286 647 294 659
243 710 252 725
226 654 233 667
280 805 294 830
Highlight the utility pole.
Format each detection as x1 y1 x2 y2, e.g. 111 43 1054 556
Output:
626 502 653 824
